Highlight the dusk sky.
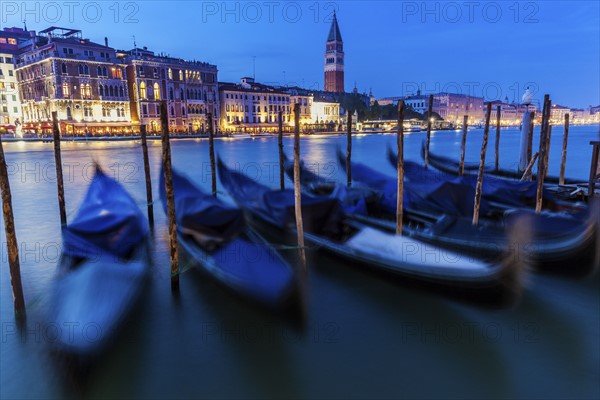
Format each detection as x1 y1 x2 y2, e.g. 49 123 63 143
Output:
3 1 599 107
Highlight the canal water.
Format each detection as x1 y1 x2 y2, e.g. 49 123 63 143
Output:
1 125 599 399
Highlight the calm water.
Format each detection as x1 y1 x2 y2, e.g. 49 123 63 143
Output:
1 125 599 399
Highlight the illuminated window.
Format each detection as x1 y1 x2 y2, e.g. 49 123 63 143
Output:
179 70 183 80
153 82 160 100
62 82 70 97
168 68 173 80
140 81 147 99
8 38 17 45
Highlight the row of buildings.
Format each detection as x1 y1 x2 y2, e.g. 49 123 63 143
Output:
0 16 348 136
378 91 600 126
2 14 597 136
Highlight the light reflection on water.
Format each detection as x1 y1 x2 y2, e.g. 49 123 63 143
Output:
1 126 599 399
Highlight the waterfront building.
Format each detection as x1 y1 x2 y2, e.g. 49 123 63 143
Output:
117 47 219 133
549 104 570 124
15 27 132 135
324 12 344 93
0 27 32 134
404 91 485 125
311 99 341 125
219 77 292 133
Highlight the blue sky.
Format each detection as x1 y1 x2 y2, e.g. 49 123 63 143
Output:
3 1 599 107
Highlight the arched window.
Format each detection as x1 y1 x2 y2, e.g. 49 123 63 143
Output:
170 106 175 116
182 107 186 116
97 66 102 76
99 85 104 96
61 63 67 74
168 68 173 80
84 65 89 75
103 67 107 77
180 89 184 100
169 87 174 100
78 65 83 75
153 82 160 100
109 86 114 97
62 82 70 97
119 86 124 97
66 106 72 120
140 81 147 99
179 70 183 80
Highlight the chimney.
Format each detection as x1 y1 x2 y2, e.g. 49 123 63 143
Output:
104 37 108 47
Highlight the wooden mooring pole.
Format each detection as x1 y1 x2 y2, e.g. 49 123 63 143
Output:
520 152 540 182
424 94 434 168
472 102 493 226
494 105 501 171
559 113 570 186
52 112 66 225
396 101 405 235
278 110 284 190
208 113 216 195
140 125 154 227
527 111 535 163
346 109 352 187
535 95 551 213
459 115 468 176
160 101 179 290
588 141 600 198
293 103 306 270
0 136 26 318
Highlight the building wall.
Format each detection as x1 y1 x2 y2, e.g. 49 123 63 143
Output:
123 53 218 133
219 85 292 132
0 53 20 129
16 37 131 134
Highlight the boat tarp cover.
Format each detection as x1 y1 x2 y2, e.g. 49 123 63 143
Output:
62 170 148 259
160 168 245 243
351 153 542 217
283 154 369 215
218 159 344 237
388 147 543 208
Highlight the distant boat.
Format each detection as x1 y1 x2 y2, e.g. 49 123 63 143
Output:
49 167 150 356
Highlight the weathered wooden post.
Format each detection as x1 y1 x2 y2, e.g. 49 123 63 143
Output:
278 110 284 190
520 152 540 182
208 113 216 195
424 94 434 168
293 103 306 270
160 101 179 290
535 95 551 213
527 111 535 164
559 113 570 186
459 115 468 176
346 108 352 187
472 102 493 226
494 105 501 171
396 100 405 235
140 125 154 226
520 87 535 171
588 141 600 197
52 112 66 225
0 136 26 318
544 125 553 177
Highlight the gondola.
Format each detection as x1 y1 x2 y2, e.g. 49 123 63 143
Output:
388 145 587 214
159 168 297 309
335 151 598 276
217 157 525 301
421 140 582 186
49 167 150 356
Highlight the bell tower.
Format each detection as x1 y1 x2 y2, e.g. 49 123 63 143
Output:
324 12 344 93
